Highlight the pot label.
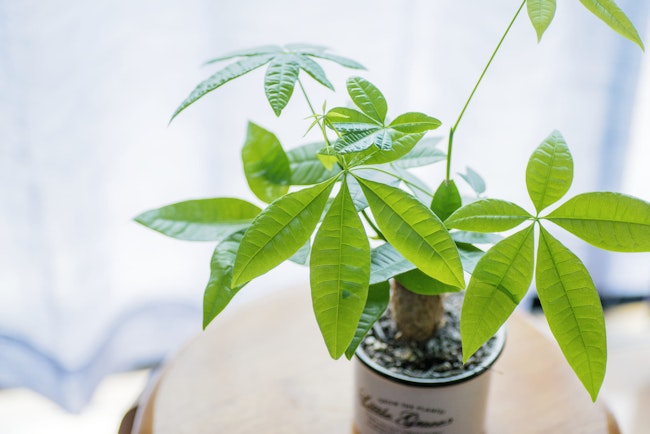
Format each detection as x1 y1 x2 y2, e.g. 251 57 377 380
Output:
353 360 492 434
359 390 453 433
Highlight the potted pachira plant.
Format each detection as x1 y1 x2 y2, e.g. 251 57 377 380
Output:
136 1 650 433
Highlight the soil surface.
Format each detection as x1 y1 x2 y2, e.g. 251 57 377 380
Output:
360 292 500 379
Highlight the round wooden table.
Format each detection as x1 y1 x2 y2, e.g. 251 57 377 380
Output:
134 287 618 433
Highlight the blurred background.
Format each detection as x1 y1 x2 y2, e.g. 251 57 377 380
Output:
1 0 649 432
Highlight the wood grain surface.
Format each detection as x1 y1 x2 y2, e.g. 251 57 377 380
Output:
143 287 617 434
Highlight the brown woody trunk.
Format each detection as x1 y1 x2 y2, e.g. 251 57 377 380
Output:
390 279 445 342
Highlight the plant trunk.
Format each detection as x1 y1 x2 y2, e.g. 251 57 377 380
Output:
390 279 445 342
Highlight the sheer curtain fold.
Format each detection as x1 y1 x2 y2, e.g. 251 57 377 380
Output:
0 0 648 411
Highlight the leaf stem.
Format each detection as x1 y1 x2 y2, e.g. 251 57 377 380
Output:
361 209 385 241
445 0 526 181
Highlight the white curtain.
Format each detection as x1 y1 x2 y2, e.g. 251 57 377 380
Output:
1 0 648 411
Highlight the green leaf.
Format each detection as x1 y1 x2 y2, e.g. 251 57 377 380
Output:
334 129 382 154
369 243 415 285
431 180 462 221
346 77 388 123
287 142 341 185
458 167 486 195
293 54 334 90
346 177 370 212
546 192 650 252
445 199 532 232
461 226 535 362
456 242 485 274
526 130 574 213
203 230 247 329
326 107 382 133
134 198 261 241
527 0 557 42
450 231 503 245
390 166 433 206
345 281 390 359
354 132 425 166
536 226 607 401
396 269 460 296
204 45 283 64
171 54 274 121
173 45 365 121
242 122 292 203
289 240 311 265
264 54 301 116
374 130 393 151
356 176 465 288
347 169 400 212
579 0 645 50
311 179 370 359
232 178 336 286
305 51 366 70
388 112 442 134
390 137 445 169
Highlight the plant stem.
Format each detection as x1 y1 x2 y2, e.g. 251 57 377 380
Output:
297 78 331 148
445 0 526 181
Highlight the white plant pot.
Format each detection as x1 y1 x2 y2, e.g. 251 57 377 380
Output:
352 328 505 434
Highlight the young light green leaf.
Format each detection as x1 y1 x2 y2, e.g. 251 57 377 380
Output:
388 112 442 134
579 0 644 50
311 179 370 359
458 166 486 195
445 199 532 232
287 142 341 185
317 149 339 171
526 130 574 213
264 54 301 116
171 54 274 122
232 178 336 287
536 226 607 402
203 230 247 329
390 136 445 169
527 0 557 42
356 176 465 288
396 269 460 296
546 192 650 252
134 198 261 241
431 180 462 221
344 281 390 359
242 122 292 203
293 54 334 90
461 226 535 362
369 243 415 285
304 51 366 70
346 77 387 123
